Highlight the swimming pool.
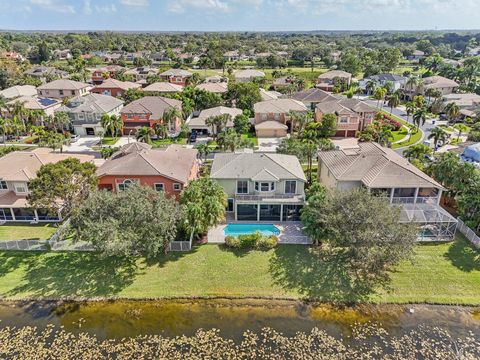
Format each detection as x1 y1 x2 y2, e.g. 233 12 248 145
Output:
224 224 280 237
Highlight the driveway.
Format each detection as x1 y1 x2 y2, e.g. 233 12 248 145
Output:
257 137 283 152
63 136 100 152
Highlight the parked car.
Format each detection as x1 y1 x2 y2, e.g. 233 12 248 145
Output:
189 130 197 143
70 134 80 143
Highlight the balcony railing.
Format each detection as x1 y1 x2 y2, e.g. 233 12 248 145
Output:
391 197 439 205
235 194 304 202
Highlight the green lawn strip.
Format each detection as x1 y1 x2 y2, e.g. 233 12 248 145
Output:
152 138 188 147
101 137 119 146
241 133 258 146
0 236 478 303
0 224 57 241
381 111 424 149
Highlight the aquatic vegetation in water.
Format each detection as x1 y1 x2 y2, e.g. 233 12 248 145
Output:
0 324 478 359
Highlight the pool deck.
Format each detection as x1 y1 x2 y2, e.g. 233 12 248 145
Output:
208 222 311 245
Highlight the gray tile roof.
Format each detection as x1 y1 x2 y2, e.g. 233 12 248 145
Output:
144 82 184 93
254 98 307 113
289 88 336 103
57 93 123 114
211 152 307 182
318 142 444 189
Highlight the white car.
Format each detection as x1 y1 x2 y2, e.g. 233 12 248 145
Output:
70 134 80 143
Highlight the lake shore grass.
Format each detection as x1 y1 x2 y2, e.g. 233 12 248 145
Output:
0 235 478 304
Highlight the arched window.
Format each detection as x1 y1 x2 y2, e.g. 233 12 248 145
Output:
118 179 133 191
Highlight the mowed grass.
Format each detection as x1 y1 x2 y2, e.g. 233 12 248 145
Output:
0 224 57 241
0 236 478 304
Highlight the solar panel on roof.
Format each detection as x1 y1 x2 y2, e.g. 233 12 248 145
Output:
38 98 58 107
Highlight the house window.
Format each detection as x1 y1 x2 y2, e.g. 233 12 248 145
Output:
173 183 182 191
118 179 134 191
255 182 274 192
0 181 7 190
274 113 280 120
340 116 348 123
285 180 296 194
226 198 234 212
71 90 75 96
14 182 27 194
59 90 64 96
154 183 164 192
261 114 267 121
236 180 248 194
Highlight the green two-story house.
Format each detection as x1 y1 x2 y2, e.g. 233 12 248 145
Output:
210 151 306 222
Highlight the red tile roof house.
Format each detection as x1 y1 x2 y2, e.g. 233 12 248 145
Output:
253 99 308 137
316 70 352 92
97 143 198 201
120 96 183 136
90 65 125 85
315 97 376 138
159 69 193 86
92 78 141 98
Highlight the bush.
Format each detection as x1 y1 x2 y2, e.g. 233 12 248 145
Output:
468 131 480 142
225 236 240 248
225 232 278 250
255 235 278 250
238 232 262 248
382 115 402 131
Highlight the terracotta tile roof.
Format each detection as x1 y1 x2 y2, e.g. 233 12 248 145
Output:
121 96 182 121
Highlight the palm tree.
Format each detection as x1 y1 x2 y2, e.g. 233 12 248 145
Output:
378 126 394 147
413 107 427 133
403 144 432 161
30 125 46 144
135 126 153 144
405 101 415 123
373 87 387 109
428 127 448 152
0 96 8 118
29 109 46 127
101 114 113 136
195 143 211 162
162 106 182 133
444 102 460 124
413 95 426 109
205 114 230 138
8 100 28 132
454 123 469 141
111 115 123 137
155 122 168 139
365 80 376 95
217 129 241 152
387 92 400 114
52 111 70 132
0 117 8 145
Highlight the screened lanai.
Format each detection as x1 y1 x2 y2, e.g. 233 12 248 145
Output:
399 203 458 241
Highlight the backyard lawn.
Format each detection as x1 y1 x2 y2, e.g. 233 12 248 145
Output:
0 235 478 304
0 224 57 241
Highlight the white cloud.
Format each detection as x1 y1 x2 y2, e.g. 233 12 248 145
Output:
83 0 92 14
120 0 149 6
29 0 75 13
95 3 117 13
168 0 240 13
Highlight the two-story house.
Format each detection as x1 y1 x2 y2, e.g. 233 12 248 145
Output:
0 85 37 100
402 75 459 101
211 151 307 222
57 93 124 136
159 69 193 86
97 143 198 201
7 96 62 120
124 67 159 83
0 148 95 223
316 70 352 92
234 69 265 83
144 82 184 93
120 96 183 136
315 96 376 137
24 66 69 81
289 88 336 110
90 65 125 85
187 106 242 134
317 142 457 240
359 73 407 94
253 99 307 137
37 79 91 99
91 78 141 98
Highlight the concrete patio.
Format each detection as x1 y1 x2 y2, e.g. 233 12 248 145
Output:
207 221 311 245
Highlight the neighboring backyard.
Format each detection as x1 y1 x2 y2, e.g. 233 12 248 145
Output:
0 224 57 241
0 235 478 304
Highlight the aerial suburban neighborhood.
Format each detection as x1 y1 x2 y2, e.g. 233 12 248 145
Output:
0 1 479 358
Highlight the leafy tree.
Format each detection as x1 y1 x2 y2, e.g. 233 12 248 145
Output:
403 143 432 161
205 114 230 138
412 107 427 133
233 113 251 134
387 92 400 114
28 158 97 217
301 189 417 298
180 178 227 236
444 102 460 123
458 189 480 231
226 82 262 113
71 184 181 256
318 113 337 138
50 111 70 131
38 41 50 62
38 131 66 151
454 123 470 141
373 87 387 108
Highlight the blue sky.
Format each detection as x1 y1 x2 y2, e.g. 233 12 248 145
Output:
0 0 479 31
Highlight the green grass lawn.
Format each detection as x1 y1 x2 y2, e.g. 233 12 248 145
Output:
101 137 119 146
0 224 57 241
151 138 188 147
382 111 424 149
241 133 259 146
0 236 478 303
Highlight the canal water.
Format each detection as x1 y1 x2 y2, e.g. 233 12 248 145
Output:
0 300 478 341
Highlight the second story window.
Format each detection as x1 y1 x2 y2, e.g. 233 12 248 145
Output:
154 183 164 192
285 180 297 194
236 180 248 194
59 90 64 96
339 116 348 123
173 183 182 191
0 180 7 190
255 182 275 192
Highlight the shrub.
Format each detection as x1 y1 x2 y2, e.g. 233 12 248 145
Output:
225 236 240 248
255 235 278 250
238 232 262 248
468 131 480 142
382 115 402 131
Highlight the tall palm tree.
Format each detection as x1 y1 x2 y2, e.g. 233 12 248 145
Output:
365 80 376 95
387 92 400 114
444 102 460 124
101 114 113 136
111 115 123 137
52 111 70 132
454 123 469 141
373 87 387 109
155 123 168 140
0 117 8 145
8 100 28 131
195 143 211 162
403 144 432 161
205 114 230 138
405 101 415 123
135 126 153 144
0 96 8 118
413 95 426 109
428 127 448 152
378 126 394 147
413 107 427 133
162 106 182 133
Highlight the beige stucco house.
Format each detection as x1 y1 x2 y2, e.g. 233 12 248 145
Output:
254 98 307 136
37 79 91 99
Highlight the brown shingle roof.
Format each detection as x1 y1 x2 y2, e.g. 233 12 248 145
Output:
97 144 197 183
121 96 182 121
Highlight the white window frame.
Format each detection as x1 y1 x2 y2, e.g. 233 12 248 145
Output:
154 183 164 192
236 180 249 194
0 180 7 190
256 181 274 192
13 182 28 194
117 179 134 191
285 180 297 194
173 183 182 191
339 116 348 124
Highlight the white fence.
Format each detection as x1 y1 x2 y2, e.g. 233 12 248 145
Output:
457 218 480 249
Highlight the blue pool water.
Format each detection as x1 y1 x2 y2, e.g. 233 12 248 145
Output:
224 224 280 237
